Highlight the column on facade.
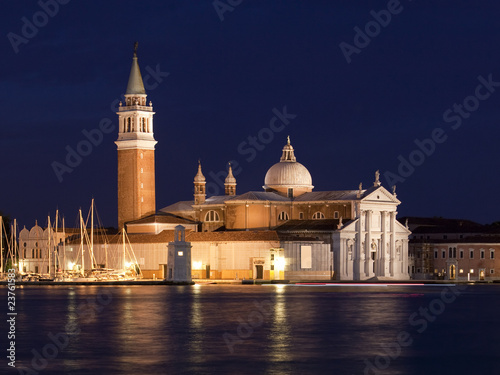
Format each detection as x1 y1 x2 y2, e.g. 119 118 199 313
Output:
354 210 364 280
380 211 387 276
365 210 372 277
389 211 396 277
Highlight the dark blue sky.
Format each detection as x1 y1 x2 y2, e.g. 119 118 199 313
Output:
2 0 500 228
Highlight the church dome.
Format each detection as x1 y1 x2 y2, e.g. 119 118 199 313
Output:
263 137 313 193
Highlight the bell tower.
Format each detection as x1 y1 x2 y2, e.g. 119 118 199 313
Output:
115 43 157 229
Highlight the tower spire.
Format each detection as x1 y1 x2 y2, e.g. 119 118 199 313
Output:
194 161 206 205
225 162 237 196
126 41 146 95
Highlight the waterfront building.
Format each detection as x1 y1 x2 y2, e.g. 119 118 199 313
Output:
404 217 500 281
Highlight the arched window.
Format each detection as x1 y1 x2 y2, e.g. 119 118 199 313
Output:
278 212 289 221
32 249 34 258
334 211 339 219
205 210 220 222
127 118 131 132
312 212 325 219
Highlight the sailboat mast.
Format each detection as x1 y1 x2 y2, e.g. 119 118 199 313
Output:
55 210 58 275
48 216 51 277
13 219 17 272
0 216 3 275
91 199 94 270
79 209 84 276
122 228 126 270
63 217 66 273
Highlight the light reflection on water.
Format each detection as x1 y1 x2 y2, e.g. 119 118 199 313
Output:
5 284 500 374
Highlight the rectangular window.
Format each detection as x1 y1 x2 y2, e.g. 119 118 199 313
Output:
299 212 304 220
443 235 448 239
453 247 456 258
177 251 183 257
270 265 274 270
470 250 474 259
459 269 464 274
301 245 312 269
271 254 275 260
490 269 495 274
460 250 464 259
442 250 446 259
449 247 452 258
481 250 485 259
491 250 495 259
434 251 438 259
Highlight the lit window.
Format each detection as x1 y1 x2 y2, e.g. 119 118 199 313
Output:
278 212 289 221
312 212 325 219
177 251 183 256
470 269 474 274
459 269 464 274
205 210 220 222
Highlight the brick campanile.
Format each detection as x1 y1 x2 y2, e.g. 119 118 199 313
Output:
115 43 157 229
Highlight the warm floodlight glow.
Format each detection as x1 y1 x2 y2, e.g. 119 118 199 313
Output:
125 261 132 268
68 261 75 270
193 261 202 269
470 269 474 274
275 257 286 270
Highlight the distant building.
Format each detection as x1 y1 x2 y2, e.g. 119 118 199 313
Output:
402 217 500 281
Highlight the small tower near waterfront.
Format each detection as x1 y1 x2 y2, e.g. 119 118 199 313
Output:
166 225 192 283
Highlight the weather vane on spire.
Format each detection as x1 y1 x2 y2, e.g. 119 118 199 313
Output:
133 41 139 56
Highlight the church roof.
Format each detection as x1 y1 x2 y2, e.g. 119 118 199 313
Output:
125 212 198 225
294 190 360 201
274 219 341 232
125 46 146 95
160 201 196 214
228 191 291 202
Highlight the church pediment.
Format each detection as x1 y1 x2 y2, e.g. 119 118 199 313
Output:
361 186 400 204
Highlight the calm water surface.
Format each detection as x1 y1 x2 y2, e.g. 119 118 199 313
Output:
3 284 500 375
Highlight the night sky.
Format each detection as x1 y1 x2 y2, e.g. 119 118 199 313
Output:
2 0 500 229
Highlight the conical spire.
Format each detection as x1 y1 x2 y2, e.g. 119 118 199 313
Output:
225 163 236 184
194 160 205 182
280 136 296 162
126 42 146 95
225 163 237 196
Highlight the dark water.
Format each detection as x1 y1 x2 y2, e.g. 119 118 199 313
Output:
3 284 500 375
